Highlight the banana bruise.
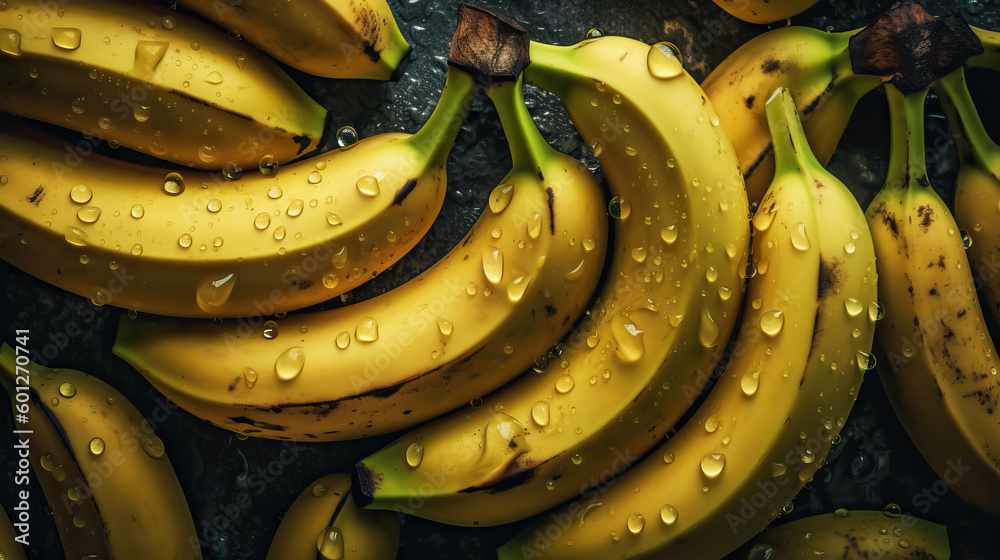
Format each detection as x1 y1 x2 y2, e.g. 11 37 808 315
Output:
0 67 476 318
498 87 877 560
738 510 951 559
0 0 326 169
176 0 410 80
0 501 27 560
709 0 820 25
0 348 114 559
356 36 749 527
0 343 202 559
265 474 399 560
866 84 1000 516
112 75 609 442
702 25 881 204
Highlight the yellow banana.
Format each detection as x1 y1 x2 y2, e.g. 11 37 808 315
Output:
177 0 409 80
969 25 1000 70
0 343 202 559
266 473 399 560
866 83 1000 516
355 34 750 527
498 86 877 560
112 65 609 439
710 0 820 25
1 347 114 559
0 501 27 560
935 68 1000 324
0 66 476 318
0 0 326 169
702 24 881 204
738 509 950 559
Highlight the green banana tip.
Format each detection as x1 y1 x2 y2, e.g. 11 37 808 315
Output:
448 4 530 86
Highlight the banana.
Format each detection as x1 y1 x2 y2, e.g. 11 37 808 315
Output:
1 347 114 559
0 343 202 559
0 0 326 169
0 65 476 318
111 68 609 440
969 25 1000 70
0 502 27 560
738 509 951 559
866 83 1000 516
702 24 881 204
498 86 877 560
935 68 1000 324
176 0 409 80
266 473 399 560
355 34 750 527
710 0 820 25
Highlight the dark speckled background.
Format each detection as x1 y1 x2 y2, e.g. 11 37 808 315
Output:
2 0 1000 558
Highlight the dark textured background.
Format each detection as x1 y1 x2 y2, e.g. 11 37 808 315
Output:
2 0 1000 558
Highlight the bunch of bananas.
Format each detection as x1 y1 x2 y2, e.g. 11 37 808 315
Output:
3 0 1000 559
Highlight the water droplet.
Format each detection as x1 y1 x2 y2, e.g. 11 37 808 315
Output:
869 301 885 321
69 183 92 204
791 222 811 250
704 414 720 433
752 206 776 231
844 241 856 254
507 274 531 302
488 184 515 214
243 367 258 389
71 513 86 528
555 374 575 394
660 504 678 525
133 104 151 122
781 502 794 514
315 525 345 559
222 162 242 180
741 369 760 396
275 346 305 380
204 70 223 84
608 196 631 220
257 154 279 177
699 308 721 347
760 310 784 335
263 320 279 339
131 243 143 256
482 246 504 284
76 206 101 223
287 199 304 217
647 42 684 79
335 331 351 349
336 126 358 147
960 229 972 249
356 317 379 342
87 437 106 456
405 442 424 467
705 266 718 283
49 27 82 50
254 212 271 230
141 436 163 459
356 175 380 197
198 145 216 163
610 314 645 362
433 317 454 336
844 298 864 317
531 401 550 427
857 350 876 371
326 212 342 226
661 224 678 244
59 382 76 397
1 28 23 56
196 273 236 313
320 271 340 289
631 246 647 263
586 27 604 39
163 172 185 195
308 171 323 184
700 453 725 477
527 212 542 239
748 544 775 560
130 204 145 219
883 503 902 518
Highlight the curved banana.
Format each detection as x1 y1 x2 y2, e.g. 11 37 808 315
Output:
710 0 820 25
702 25 881 204
1 348 114 559
0 66 475 318
935 69 1000 324
177 0 409 80
969 25 1000 70
266 473 399 560
0 502 27 560
0 0 326 169
738 509 950 559
112 74 608 441
866 83 1000 516
355 36 750 527
0 343 202 559
498 86 877 559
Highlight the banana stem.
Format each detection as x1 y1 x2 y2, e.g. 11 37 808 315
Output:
884 84 929 192
934 69 1000 178
765 87 823 179
486 77 554 172
408 66 478 166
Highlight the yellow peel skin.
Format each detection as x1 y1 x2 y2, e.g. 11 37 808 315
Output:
0 67 477 318
0 0 326 169
498 86 876 560
710 0 821 24
0 502 27 560
0 343 202 559
177 0 410 80
356 36 750 527
112 76 609 442
265 473 399 560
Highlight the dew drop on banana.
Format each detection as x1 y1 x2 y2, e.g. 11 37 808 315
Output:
75 205 101 223
489 184 514 213
141 435 165 459
527 212 542 239
741 369 760 396
856 350 876 371
196 273 236 313
356 317 378 342
404 442 424 467
844 297 864 317
336 126 358 147
315 525 344 560
507 275 530 302
163 172 185 195
531 401 550 427
608 196 631 220
760 310 784 335
610 314 645 362
883 503 902 518
844 241 856 254
222 162 242 180
275 346 305 380
647 41 683 79
660 504 678 525
869 301 885 321
752 206 776 231
286 199 304 217
335 331 351 349
58 382 76 398
482 246 504 284
307 170 323 184
262 320 278 339
331 246 348 269
356 175 380 197
69 183 92 204
243 367 258 389
131 243 143 256
700 453 725 478
626 512 645 534
254 212 271 230
699 308 721 347
555 374 575 394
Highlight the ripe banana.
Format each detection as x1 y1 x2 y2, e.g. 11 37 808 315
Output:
0 66 476 318
702 25 881 204
498 86 877 560
266 473 399 560
935 68 1000 324
738 509 951 559
710 0 820 25
112 74 608 441
176 0 409 80
0 0 326 169
866 83 1000 516
1 348 114 559
356 35 750 527
969 25 1000 70
0 502 27 560
0 343 202 559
